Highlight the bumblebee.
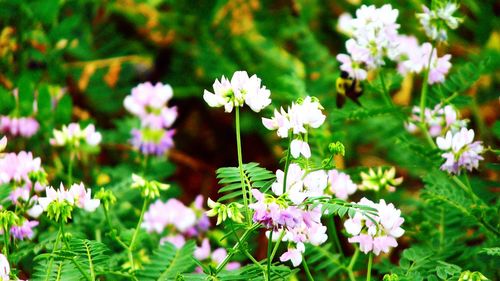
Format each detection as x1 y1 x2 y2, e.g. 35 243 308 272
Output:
335 71 363 108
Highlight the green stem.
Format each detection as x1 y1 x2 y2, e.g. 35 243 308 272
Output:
235 107 251 225
128 197 150 270
366 253 373 281
302 256 315 281
60 219 70 249
267 231 273 281
419 46 435 137
379 71 393 107
327 217 344 257
282 133 292 194
216 224 259 273
45 228 62 281
348 247 360 270
71 257 92 281
269 230 286 262
2 226 9 259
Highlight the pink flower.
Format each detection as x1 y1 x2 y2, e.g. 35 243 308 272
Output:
0 151 42 184
160 234 186 248
142 198 197 234
279 243 305 267
328 170 357 200
69 183 100 212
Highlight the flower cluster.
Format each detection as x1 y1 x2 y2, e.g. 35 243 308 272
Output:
0 138 46 240
262 96 325 139
436 127 484 174
203 71 271 113
249 189 328 267
359 167 403 192
337 4 453 85
406 104 467 137
271 164 328 204
38 182 100 221
396 41 452 84
0 116 39 138
50 123 102 148
142 195 210 238
336 4 401 80
417 2 462 42
344 198 404 255
124 82 177 156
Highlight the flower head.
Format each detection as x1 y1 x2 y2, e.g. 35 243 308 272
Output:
359 167 402 192
203 71 271 113
436 127 484 174
417 2 462 42
50 123 102 148
344 198 404 255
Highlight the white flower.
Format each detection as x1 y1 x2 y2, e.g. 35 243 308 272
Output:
303 170 328 197
262 108 290 138
50 123 101 147
203 71 271 113
0 254 9 281
417 3 462 42
290 139 311 159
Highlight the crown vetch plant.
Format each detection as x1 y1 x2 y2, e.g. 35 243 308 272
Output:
0 0 498 280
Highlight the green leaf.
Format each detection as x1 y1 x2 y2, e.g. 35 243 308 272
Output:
137 241 196 281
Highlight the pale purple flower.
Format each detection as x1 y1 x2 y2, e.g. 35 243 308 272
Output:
124 82 177 130
9 186 30 205
328 170 357 200
10 220 39 240
436 127 484 174
344 198 404 255
406 104 467 137
194 238 211 260
131 128 175 156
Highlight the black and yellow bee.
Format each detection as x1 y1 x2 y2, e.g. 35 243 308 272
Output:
335 71 363 108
